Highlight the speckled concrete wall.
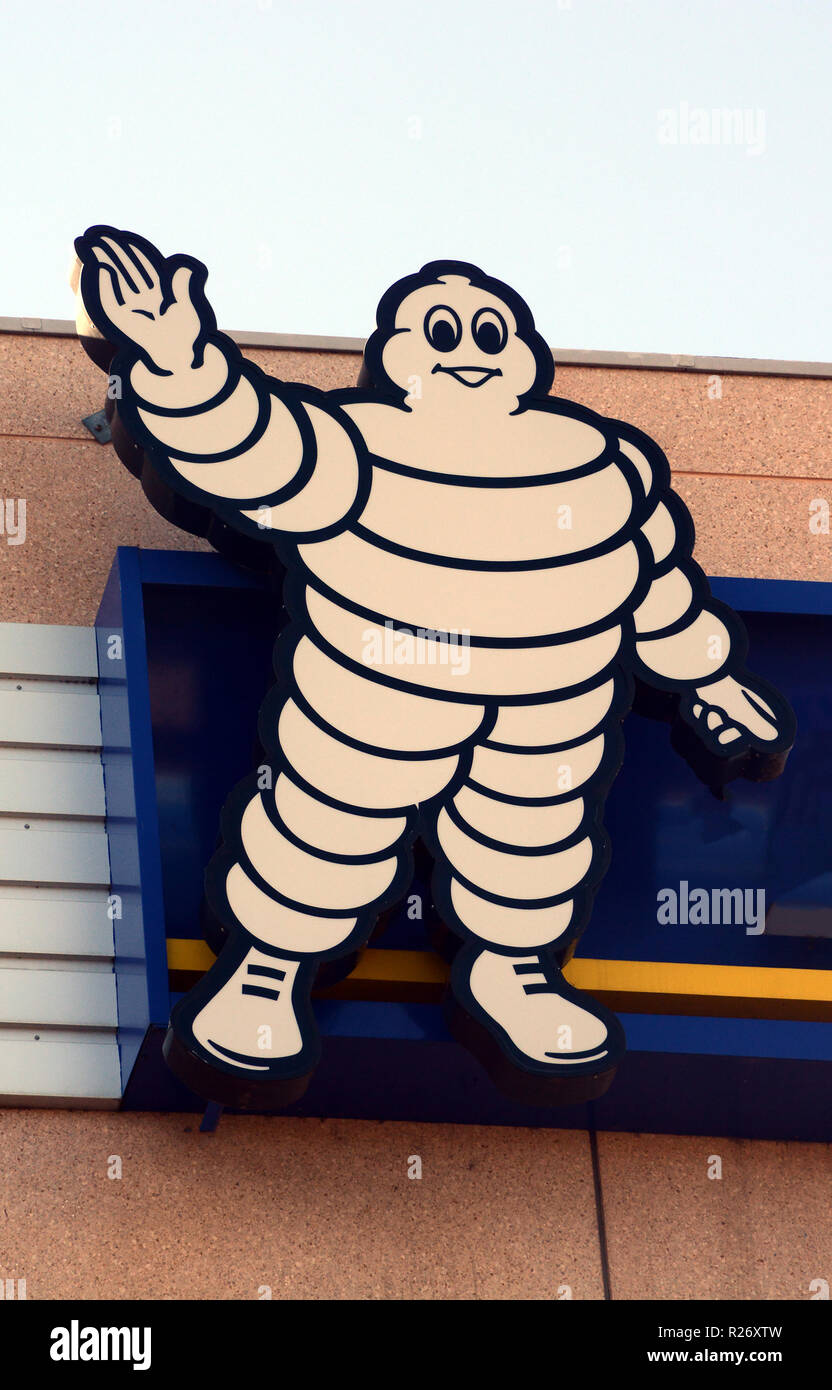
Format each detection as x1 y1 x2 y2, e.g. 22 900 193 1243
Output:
0 329 830 1301
0 1112 828 1300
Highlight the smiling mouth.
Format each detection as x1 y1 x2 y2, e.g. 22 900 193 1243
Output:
431 364 502 388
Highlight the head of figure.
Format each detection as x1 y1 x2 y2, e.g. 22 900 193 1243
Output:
362 261 554 415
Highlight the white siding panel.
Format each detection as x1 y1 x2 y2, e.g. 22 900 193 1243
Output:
0 890 113 956
0 623 97 681
0 752 105 816
0 690 102 749
0 966 117 1027
0 827 110 886
0 622 122 1103
0 1035 121 1100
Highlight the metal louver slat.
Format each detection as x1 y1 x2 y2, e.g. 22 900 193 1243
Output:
0 826 110 886
0 888 113 957
0 967 117 1027
0 750 105 816
0 690 102 749
0 1034 121 1103
0 623 97 681
0 621 122 1106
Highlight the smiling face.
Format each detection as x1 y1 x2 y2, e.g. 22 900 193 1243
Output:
379 274 541 415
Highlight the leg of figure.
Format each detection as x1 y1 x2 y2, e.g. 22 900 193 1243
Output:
165 633 484 1106
429 675 628 1103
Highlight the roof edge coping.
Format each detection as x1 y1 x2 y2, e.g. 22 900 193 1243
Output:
1 317 830 379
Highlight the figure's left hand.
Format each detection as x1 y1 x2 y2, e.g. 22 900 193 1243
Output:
683 674 786 748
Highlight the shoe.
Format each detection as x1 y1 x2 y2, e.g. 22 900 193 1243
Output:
163 934 321 1110
446 944 625 1105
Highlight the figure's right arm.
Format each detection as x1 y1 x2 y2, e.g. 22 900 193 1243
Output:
72 226 363 542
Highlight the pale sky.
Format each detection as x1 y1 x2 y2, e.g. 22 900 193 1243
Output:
1 0 829 359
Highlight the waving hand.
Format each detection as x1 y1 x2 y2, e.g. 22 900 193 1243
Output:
72 225 216 375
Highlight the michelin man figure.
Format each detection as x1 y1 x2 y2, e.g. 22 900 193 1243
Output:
73 226 795 1109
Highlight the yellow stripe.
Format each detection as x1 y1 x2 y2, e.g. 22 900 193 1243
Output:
564 958 832 1021
168 939 216 972
166 940 832 1021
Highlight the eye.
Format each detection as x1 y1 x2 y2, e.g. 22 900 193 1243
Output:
472 307 508 355
424 305 462 352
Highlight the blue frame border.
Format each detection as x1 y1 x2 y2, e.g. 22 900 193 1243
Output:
102 549 832 1127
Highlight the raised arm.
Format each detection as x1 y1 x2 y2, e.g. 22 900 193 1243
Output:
620 426 795 760
71 225 366 545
